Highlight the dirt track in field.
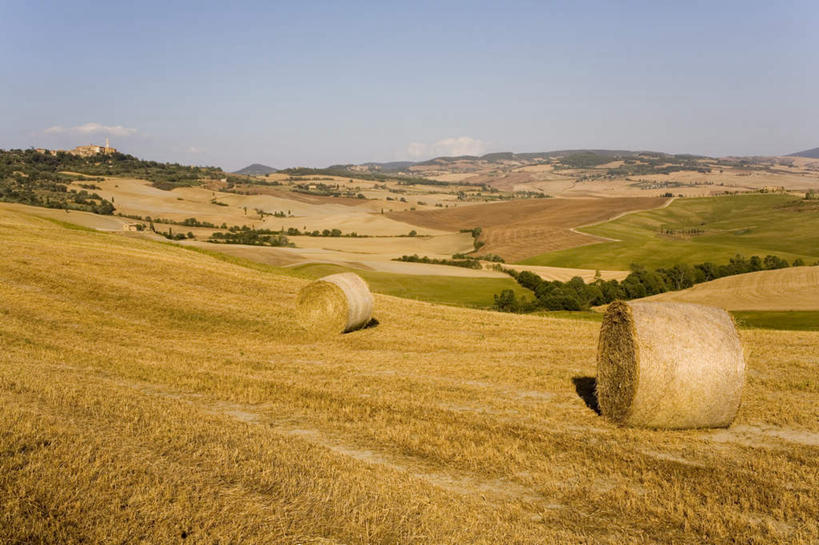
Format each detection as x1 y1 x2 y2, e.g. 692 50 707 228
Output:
387 196 668 262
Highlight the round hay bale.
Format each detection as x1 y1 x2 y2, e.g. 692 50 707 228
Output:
596 301 745 429
296 272 374 334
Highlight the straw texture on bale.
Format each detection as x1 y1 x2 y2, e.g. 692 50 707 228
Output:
596 301 745 429
296 272 374 334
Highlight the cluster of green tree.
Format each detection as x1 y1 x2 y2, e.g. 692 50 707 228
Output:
157 227 194 241
179 217 217 228
393 254 482 269
287 176 336 182
658 226 704 237
459 226 485 251
119 214 230 229
452 252 505 263
0 172 116 214
554 152 616 169
494 253 805 313
606 155 710 177
217 177 282 195
0 148 223 191
280 226 367 237
1 150 118 213
513 191 551 199
291 182 366 199
209 228 293 247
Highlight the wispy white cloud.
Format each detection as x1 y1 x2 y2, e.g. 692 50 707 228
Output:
44 122 137 137
187 146 202 154
406 136 487 160
406 142 428 159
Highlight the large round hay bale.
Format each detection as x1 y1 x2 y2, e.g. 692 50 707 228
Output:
296 272 374 334
596 301 745 429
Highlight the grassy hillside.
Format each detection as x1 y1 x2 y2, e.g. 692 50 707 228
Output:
287 263 530 308
172 245 530 309
522 194 819 269
1 206 818 543
733 311 819 331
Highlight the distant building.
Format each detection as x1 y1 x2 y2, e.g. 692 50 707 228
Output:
71 138 117 157
760 185 785 193
36 137 118 157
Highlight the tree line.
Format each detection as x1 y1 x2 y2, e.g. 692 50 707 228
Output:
494 254 809 312
209 227 293 247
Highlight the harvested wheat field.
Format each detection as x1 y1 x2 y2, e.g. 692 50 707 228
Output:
643 266 819 310
388 196 668 262
1 205 817 544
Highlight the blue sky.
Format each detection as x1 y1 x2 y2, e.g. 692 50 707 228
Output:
1 1 817 170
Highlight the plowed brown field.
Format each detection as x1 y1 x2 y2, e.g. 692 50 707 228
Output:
388 196 668 262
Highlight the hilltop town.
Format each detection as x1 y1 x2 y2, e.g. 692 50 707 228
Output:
35 137 118 157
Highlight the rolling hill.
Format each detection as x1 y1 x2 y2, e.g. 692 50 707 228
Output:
522 194 819 269
233 163 278 175
788 147 819 159
388 196 668 262
1 204 817 543
641 266 819 311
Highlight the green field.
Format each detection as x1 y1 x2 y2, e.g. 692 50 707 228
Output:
521 194 819 269
175 245 529 309
288 263 530 308
554 310 819 331
731 311 819 331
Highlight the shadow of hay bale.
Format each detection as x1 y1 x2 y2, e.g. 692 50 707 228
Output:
361 317 379 330
572 376 600 415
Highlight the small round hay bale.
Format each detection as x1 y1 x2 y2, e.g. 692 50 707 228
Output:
596 301 745 429
296 272 374 334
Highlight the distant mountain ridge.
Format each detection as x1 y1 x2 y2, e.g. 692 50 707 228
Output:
234 163 277 175
328 149 662 173
788 147 819 159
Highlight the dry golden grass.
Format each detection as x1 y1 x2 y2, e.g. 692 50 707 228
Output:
93 177 439 237
0 201 132 231
388 196 668 262
1 206 818 544
643 266 819 310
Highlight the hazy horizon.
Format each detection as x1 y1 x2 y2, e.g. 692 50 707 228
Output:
1 1 817 171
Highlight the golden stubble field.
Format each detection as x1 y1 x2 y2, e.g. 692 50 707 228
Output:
1 207 817 544
643 266 819 310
